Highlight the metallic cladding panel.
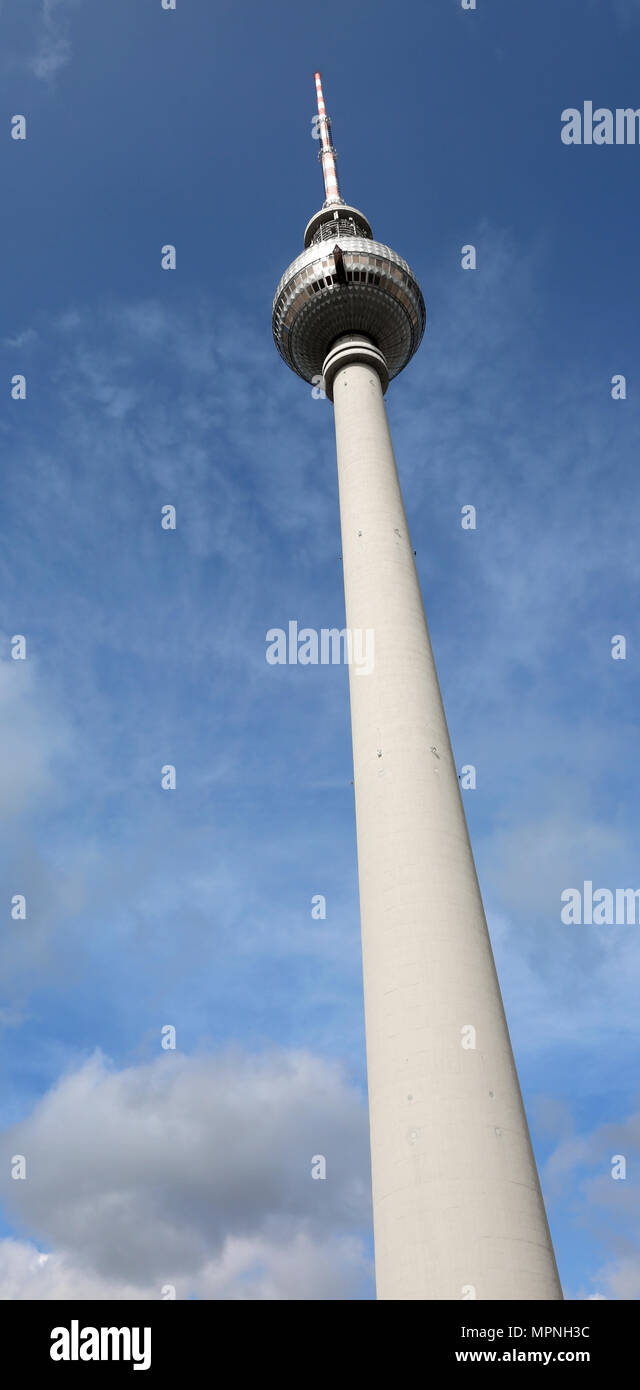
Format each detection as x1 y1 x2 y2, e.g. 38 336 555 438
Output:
272 237 426 384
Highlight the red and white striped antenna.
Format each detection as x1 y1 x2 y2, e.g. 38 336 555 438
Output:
314 71 345 207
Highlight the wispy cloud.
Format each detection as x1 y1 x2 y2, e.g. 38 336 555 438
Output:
542 1100 640 1298
23 0 81 82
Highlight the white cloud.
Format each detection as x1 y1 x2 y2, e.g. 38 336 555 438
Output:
585 1255 640 1300
543 1101 640 1298
0 1230 369 1301
0 654 71 823
2 328 38 350
29 0 80 82
0 1048 372 1299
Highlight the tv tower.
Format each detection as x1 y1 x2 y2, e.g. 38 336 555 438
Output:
272 74 562 1302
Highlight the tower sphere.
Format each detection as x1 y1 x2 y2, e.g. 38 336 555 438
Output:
272 77 425 390
272 217 425 387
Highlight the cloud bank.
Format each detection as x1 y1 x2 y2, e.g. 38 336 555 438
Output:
0 1048 373 1300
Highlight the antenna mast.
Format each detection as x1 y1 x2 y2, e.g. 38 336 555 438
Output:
314 71 345 207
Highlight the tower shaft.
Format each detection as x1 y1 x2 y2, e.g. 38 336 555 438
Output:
327 336 563 1300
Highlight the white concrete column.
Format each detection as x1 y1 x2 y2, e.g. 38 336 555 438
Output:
323 335 562 1302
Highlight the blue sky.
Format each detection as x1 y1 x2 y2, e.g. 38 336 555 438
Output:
0 0 638 1300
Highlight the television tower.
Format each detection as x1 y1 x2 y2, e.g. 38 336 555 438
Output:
272 74 562 1301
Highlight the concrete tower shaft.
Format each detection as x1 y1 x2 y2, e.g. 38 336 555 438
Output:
325 334 562 1299
271 75 562 1301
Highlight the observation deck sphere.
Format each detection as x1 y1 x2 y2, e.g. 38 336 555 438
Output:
272 235 426 386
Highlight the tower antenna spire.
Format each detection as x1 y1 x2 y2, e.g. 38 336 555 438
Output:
314 71 345 207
